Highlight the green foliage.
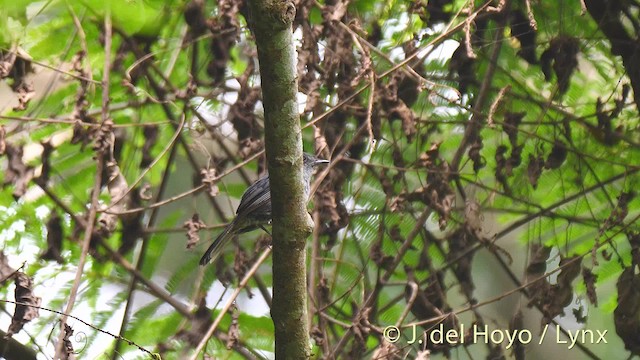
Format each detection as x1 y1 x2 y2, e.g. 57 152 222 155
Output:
2 0 640 359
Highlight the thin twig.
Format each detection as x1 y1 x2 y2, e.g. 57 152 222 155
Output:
105 151 263 215
304 1 494 131
0 299 157 358
66 3 93 83
330 208 431 358
0 114 170 127
112 113 184 356
486 85 510 128
0 48 100 85
189 248 272 360
101 241 192 317
99 114 185 212
53 13 111 360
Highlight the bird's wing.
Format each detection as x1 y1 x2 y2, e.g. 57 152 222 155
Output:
235 174 271 217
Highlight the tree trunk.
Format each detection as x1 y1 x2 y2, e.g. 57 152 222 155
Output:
247 0 312 358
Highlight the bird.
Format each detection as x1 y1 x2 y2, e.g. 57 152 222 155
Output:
199 152 329 265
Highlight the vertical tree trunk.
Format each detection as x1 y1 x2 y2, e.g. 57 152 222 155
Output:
247 0 312 358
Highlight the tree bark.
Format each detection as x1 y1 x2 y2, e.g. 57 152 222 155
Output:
0 329 38 360
247 0 312 358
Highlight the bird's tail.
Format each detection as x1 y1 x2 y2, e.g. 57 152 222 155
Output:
199 219 236 266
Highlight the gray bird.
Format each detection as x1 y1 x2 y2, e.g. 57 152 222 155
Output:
199 153 329 265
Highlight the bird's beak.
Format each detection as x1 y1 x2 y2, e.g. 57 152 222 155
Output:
314 159 330 167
